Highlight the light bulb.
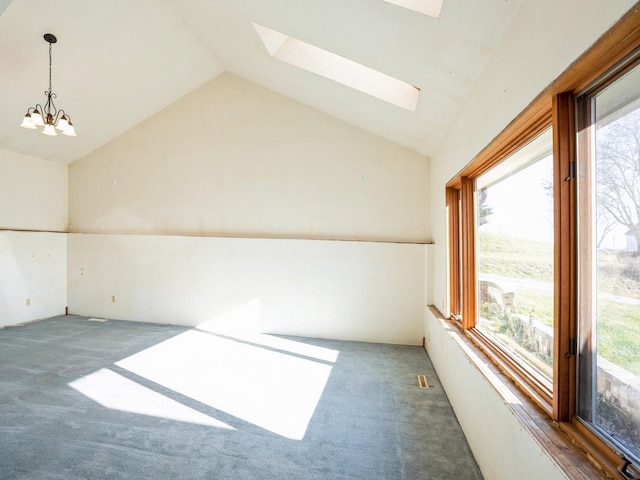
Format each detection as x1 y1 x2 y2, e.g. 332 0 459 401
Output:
20 114 37 129
56 117 69 131
43 124 57 136
31 110 44 126
62 121 76 136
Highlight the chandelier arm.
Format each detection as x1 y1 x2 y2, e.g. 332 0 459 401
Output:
57 109 70 120
30 103 45 118
43 91 58 120
52 110 66 125
26 104 44 115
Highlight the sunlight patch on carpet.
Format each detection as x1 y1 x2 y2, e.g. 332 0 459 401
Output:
69 368 235 430
116 330 334 440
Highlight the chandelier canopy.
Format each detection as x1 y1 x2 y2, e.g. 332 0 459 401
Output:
20 33 76 136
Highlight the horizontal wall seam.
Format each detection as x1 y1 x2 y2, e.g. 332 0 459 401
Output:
0 228 66 234
66 230 435 246
0 228 434 245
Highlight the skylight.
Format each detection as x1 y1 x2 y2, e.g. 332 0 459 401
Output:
383 0 444 18
253 23 420 112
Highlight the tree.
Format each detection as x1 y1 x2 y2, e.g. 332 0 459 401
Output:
596 108 640 253
478 188 493 226
596 212 618 250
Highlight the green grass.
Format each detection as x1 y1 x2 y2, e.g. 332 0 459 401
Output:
478 231 640 375
513 290 553 326
597 250 640 300
478 231 554 282
597 300 640 374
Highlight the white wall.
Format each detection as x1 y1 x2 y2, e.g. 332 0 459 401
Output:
69 73 430 243
0 149 68 326
0 149 67 232
426 1 637 479
0 232 67 327
436 0 638 184
424 0 636 312
425 309 567 480
67 73 429 342
68 233 425 344
430 0 636 315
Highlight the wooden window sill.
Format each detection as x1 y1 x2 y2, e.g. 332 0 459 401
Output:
428 306 612 479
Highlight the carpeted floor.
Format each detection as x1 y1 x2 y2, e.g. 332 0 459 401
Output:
0 315 483 479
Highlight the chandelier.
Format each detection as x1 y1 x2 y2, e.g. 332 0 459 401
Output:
20 33 76 136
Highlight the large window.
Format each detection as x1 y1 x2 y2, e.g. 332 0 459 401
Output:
445 14 640 476
476 129 554 386
576 58 640 466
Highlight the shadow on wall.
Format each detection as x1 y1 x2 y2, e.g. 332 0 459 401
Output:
0 1 12 16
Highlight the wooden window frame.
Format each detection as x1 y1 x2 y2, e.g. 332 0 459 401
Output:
445 187 461 320
445 6 640 478
457 120 556 411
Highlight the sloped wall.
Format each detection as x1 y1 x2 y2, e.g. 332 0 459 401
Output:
430 0 637 314
69 73 430 243
67 74 429 343
427 1 637 479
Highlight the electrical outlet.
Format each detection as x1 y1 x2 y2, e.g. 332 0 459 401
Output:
112 295 116 303
26 298 30 306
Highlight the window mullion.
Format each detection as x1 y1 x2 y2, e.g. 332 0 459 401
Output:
552 92 577 423
446 187 462 319
460 176 476 330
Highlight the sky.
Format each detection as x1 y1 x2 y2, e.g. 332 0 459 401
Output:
479 154 554 244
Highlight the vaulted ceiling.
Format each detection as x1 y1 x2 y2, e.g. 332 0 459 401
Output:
0 0 522 164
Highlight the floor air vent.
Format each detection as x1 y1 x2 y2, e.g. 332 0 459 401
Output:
417 375 429 388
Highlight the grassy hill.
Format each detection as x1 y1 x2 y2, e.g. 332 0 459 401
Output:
478 231 640 375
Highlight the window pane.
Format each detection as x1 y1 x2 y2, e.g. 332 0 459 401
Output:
475 129 554 384
577 61 640 462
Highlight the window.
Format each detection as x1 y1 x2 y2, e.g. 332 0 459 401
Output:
576 57 640 465
446 10 640 477
382 0 443 18
252 23 420 111
475 129 554 386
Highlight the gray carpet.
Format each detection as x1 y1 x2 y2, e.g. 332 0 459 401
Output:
0 316 483 479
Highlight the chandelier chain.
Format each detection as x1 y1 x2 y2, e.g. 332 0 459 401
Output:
48 41 52 94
